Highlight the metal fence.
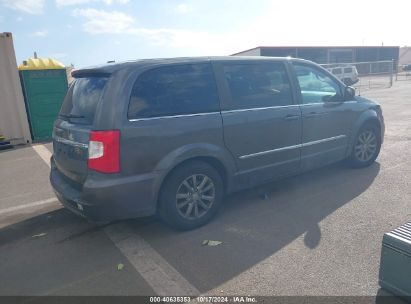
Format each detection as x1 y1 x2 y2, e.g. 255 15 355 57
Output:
396 63 411 81
320 60 395 93
396 72 411 81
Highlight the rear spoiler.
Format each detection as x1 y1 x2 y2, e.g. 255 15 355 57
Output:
71 68 111 78
71 61 131 78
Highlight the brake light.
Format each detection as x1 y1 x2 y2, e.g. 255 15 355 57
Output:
88 130 120 173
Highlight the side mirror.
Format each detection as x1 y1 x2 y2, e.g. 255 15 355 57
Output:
344 86 356 100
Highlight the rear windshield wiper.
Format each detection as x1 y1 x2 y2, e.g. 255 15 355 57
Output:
59 114 85 119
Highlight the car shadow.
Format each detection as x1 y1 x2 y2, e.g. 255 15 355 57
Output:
0 161 381 295
125 161 382 292
376 288 408 304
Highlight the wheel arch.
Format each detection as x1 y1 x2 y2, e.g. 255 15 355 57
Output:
152 144 236 211
346 111 382 157
163 156 228 190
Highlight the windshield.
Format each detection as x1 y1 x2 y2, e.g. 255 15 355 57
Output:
59 77 108 124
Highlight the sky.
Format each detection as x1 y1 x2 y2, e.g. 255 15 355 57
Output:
0 0 409 68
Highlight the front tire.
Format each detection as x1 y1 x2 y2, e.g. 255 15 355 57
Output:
348 124 381 168
158 161 223 230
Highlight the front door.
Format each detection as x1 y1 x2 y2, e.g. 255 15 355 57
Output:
215 61 302 187
292 62 355 171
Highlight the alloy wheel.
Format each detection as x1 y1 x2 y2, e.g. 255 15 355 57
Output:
175 174 215 220
354 130 377 162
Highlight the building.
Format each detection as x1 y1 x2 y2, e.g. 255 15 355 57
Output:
399 47 411 66
232 46 400 65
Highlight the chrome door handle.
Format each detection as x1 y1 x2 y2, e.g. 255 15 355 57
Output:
306 112 320 118
284 114 300 121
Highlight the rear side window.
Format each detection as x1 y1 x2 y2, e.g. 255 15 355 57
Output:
128 63 220 119
222 62 292 110
344 67 352 73
60 77 108 125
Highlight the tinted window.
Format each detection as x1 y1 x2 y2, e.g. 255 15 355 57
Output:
223 63 292 109
344 67 352 73
128 64 219 119
60 77 108 124
294 64 341 104
332 68 342 74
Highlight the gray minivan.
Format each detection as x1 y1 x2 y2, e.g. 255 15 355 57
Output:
50 56 384 230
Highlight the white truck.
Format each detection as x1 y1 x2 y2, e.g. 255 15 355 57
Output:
327 65 359 86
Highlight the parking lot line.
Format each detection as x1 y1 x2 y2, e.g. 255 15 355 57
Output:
0 197 58 215
104 223 200 296
32 144 51 167
32 143 199 296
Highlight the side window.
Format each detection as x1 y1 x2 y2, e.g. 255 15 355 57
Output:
128 63 219 119
332 68 342 75
294 64 342 104
344 67 352 73
223 62 292 110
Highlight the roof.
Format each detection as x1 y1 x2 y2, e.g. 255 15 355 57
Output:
18 58 65 70
72 56 295 77
232 45 400 55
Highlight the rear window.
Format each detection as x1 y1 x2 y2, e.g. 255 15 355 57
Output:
128 63 220 119
59 77 108 124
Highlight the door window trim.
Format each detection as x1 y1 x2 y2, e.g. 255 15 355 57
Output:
128 111 221 122
221 104 299 114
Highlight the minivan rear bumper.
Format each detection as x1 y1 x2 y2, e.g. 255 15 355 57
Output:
50 157 159 222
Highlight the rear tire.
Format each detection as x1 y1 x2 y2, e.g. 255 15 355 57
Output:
347 123 381 168
158 161 223 230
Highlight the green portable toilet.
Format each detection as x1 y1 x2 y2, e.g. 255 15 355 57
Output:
18 57 68 141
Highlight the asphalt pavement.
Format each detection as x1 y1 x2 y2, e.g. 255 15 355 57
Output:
0 80 410 299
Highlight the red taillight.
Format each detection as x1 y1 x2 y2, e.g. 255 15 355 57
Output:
88 130 120 173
